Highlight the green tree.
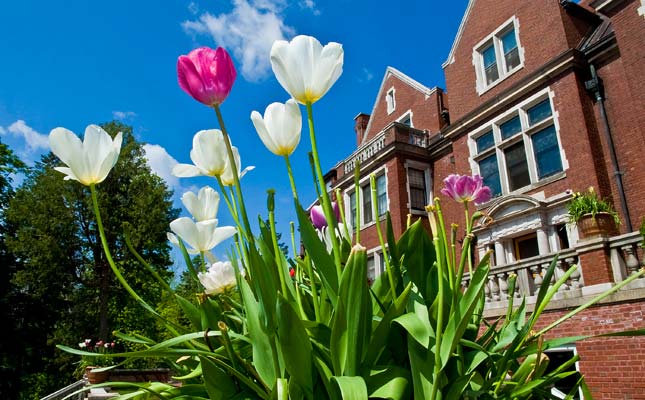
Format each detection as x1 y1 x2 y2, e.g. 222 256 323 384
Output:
4 122 179 398
0 140 26 398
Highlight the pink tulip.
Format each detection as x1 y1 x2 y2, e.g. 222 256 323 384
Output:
310 202 340 230
441 174 492 205
177 47 236 106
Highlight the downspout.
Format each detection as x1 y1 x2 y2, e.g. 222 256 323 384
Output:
585 64 633 232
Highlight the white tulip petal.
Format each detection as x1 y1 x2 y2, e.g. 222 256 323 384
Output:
270 35 343 104
54 167 80 182
251 110 280 155
49 128 83 167
172 164 202 177
208 226 238 249
49 125 123 186
182 186 219 221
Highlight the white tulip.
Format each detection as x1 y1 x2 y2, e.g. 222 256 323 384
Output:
270 35 343 105
251 99 302 156
49 125 123 186
198 261 238 295
167 232 218 263
172 129 228 178
169 217 236 252
220 147 255 186
182 186 219 222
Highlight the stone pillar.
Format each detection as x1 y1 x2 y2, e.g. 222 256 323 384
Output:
494 241 505 266
536 227 550 255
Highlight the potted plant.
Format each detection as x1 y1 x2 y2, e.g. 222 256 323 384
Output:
567 187 620 238
76 338 116 384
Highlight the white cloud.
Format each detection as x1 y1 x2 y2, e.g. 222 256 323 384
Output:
143 144 181 192
182 0 295 81
299 0 320 15
2 120 49 153
112 110 137 121
188 1 199 15
358 67 374 83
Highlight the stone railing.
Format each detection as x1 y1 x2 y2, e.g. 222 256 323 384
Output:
461 249 582 308
608 231 644 283
343 132 386 174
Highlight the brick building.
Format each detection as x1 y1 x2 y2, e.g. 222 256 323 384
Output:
324 0 645 397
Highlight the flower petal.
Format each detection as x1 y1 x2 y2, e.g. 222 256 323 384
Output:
172 163 202 177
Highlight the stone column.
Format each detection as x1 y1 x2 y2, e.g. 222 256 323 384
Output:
536 227 550 255
494 241 505 266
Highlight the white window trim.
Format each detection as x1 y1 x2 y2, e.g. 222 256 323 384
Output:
344 167 389 230
467 87 568 197
404 160 432 215
639 0 645 17
366 246 388 280
386 87 396 115
397 110 414 127
544 346 584 399
472 15 525 95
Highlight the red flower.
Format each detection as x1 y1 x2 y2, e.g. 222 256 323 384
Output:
177 47 237 106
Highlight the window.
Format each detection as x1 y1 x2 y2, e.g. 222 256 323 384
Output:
555 223 570 250
346 172 388 228
408 168 427 211
474 18 523 93
386 88 396 114
470 91 564 196
367 255 376 284
362 184 373 224
544 348 582 399
399 112 413 127
513 233 539 260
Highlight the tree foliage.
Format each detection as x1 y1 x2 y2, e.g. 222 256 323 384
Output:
1 122 179 399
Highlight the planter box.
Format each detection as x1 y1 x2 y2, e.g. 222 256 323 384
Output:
577 212 618 238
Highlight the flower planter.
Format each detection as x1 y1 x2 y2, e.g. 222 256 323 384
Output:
577 212 617 238
85 366 110 384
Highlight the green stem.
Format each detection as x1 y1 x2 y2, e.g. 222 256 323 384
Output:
464 204 473 275
429 208 446 400
269 200 289 296
90 184 180 336
284 155 299 202
213 105 254 245
306 102 342 277
124 232 173 295
335 188 351 243
435 200 454 292
371 174 396 298
306 257 321 322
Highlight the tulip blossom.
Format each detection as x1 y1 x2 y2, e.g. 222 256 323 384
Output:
270 35 344 104
177 47 236 106
49 125 123 186
220 147 254 186
169 217 236 253
441 174 492 205
310 202 340 230
182 186 220 222
198 261 238 295
250 99 302 156
167 232 218 263
173 130 228 178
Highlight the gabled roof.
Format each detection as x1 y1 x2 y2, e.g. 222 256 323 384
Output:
442 0 476 69
361 66 437 144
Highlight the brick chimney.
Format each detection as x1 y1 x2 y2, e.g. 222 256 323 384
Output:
354 113 370 147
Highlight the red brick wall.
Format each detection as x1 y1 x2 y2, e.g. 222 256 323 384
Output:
363 72 444 143
533 300 645 399
591 0 645 231
444 0 576 122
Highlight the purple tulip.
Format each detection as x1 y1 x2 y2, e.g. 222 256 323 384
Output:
310 202 340 230
177 47 237 106
441 174 492 205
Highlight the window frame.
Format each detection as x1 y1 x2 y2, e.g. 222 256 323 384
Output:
473 16 524 95
386 87 396 114
468 88 567 199
344 168 389 229
405 161 431 214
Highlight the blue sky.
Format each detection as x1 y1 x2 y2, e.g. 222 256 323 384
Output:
0 0 467 267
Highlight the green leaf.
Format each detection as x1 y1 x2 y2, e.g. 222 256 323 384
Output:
364 282 413 368
365 366 411 400
175 294 202 331
330 245 371 376
200 356 237 400
246 244 278 333
276 295 314 397
296 203 338 304
398 221 435 297
239 278 276 388
393 312 431 349
331 376 368 399
440 256 489 368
